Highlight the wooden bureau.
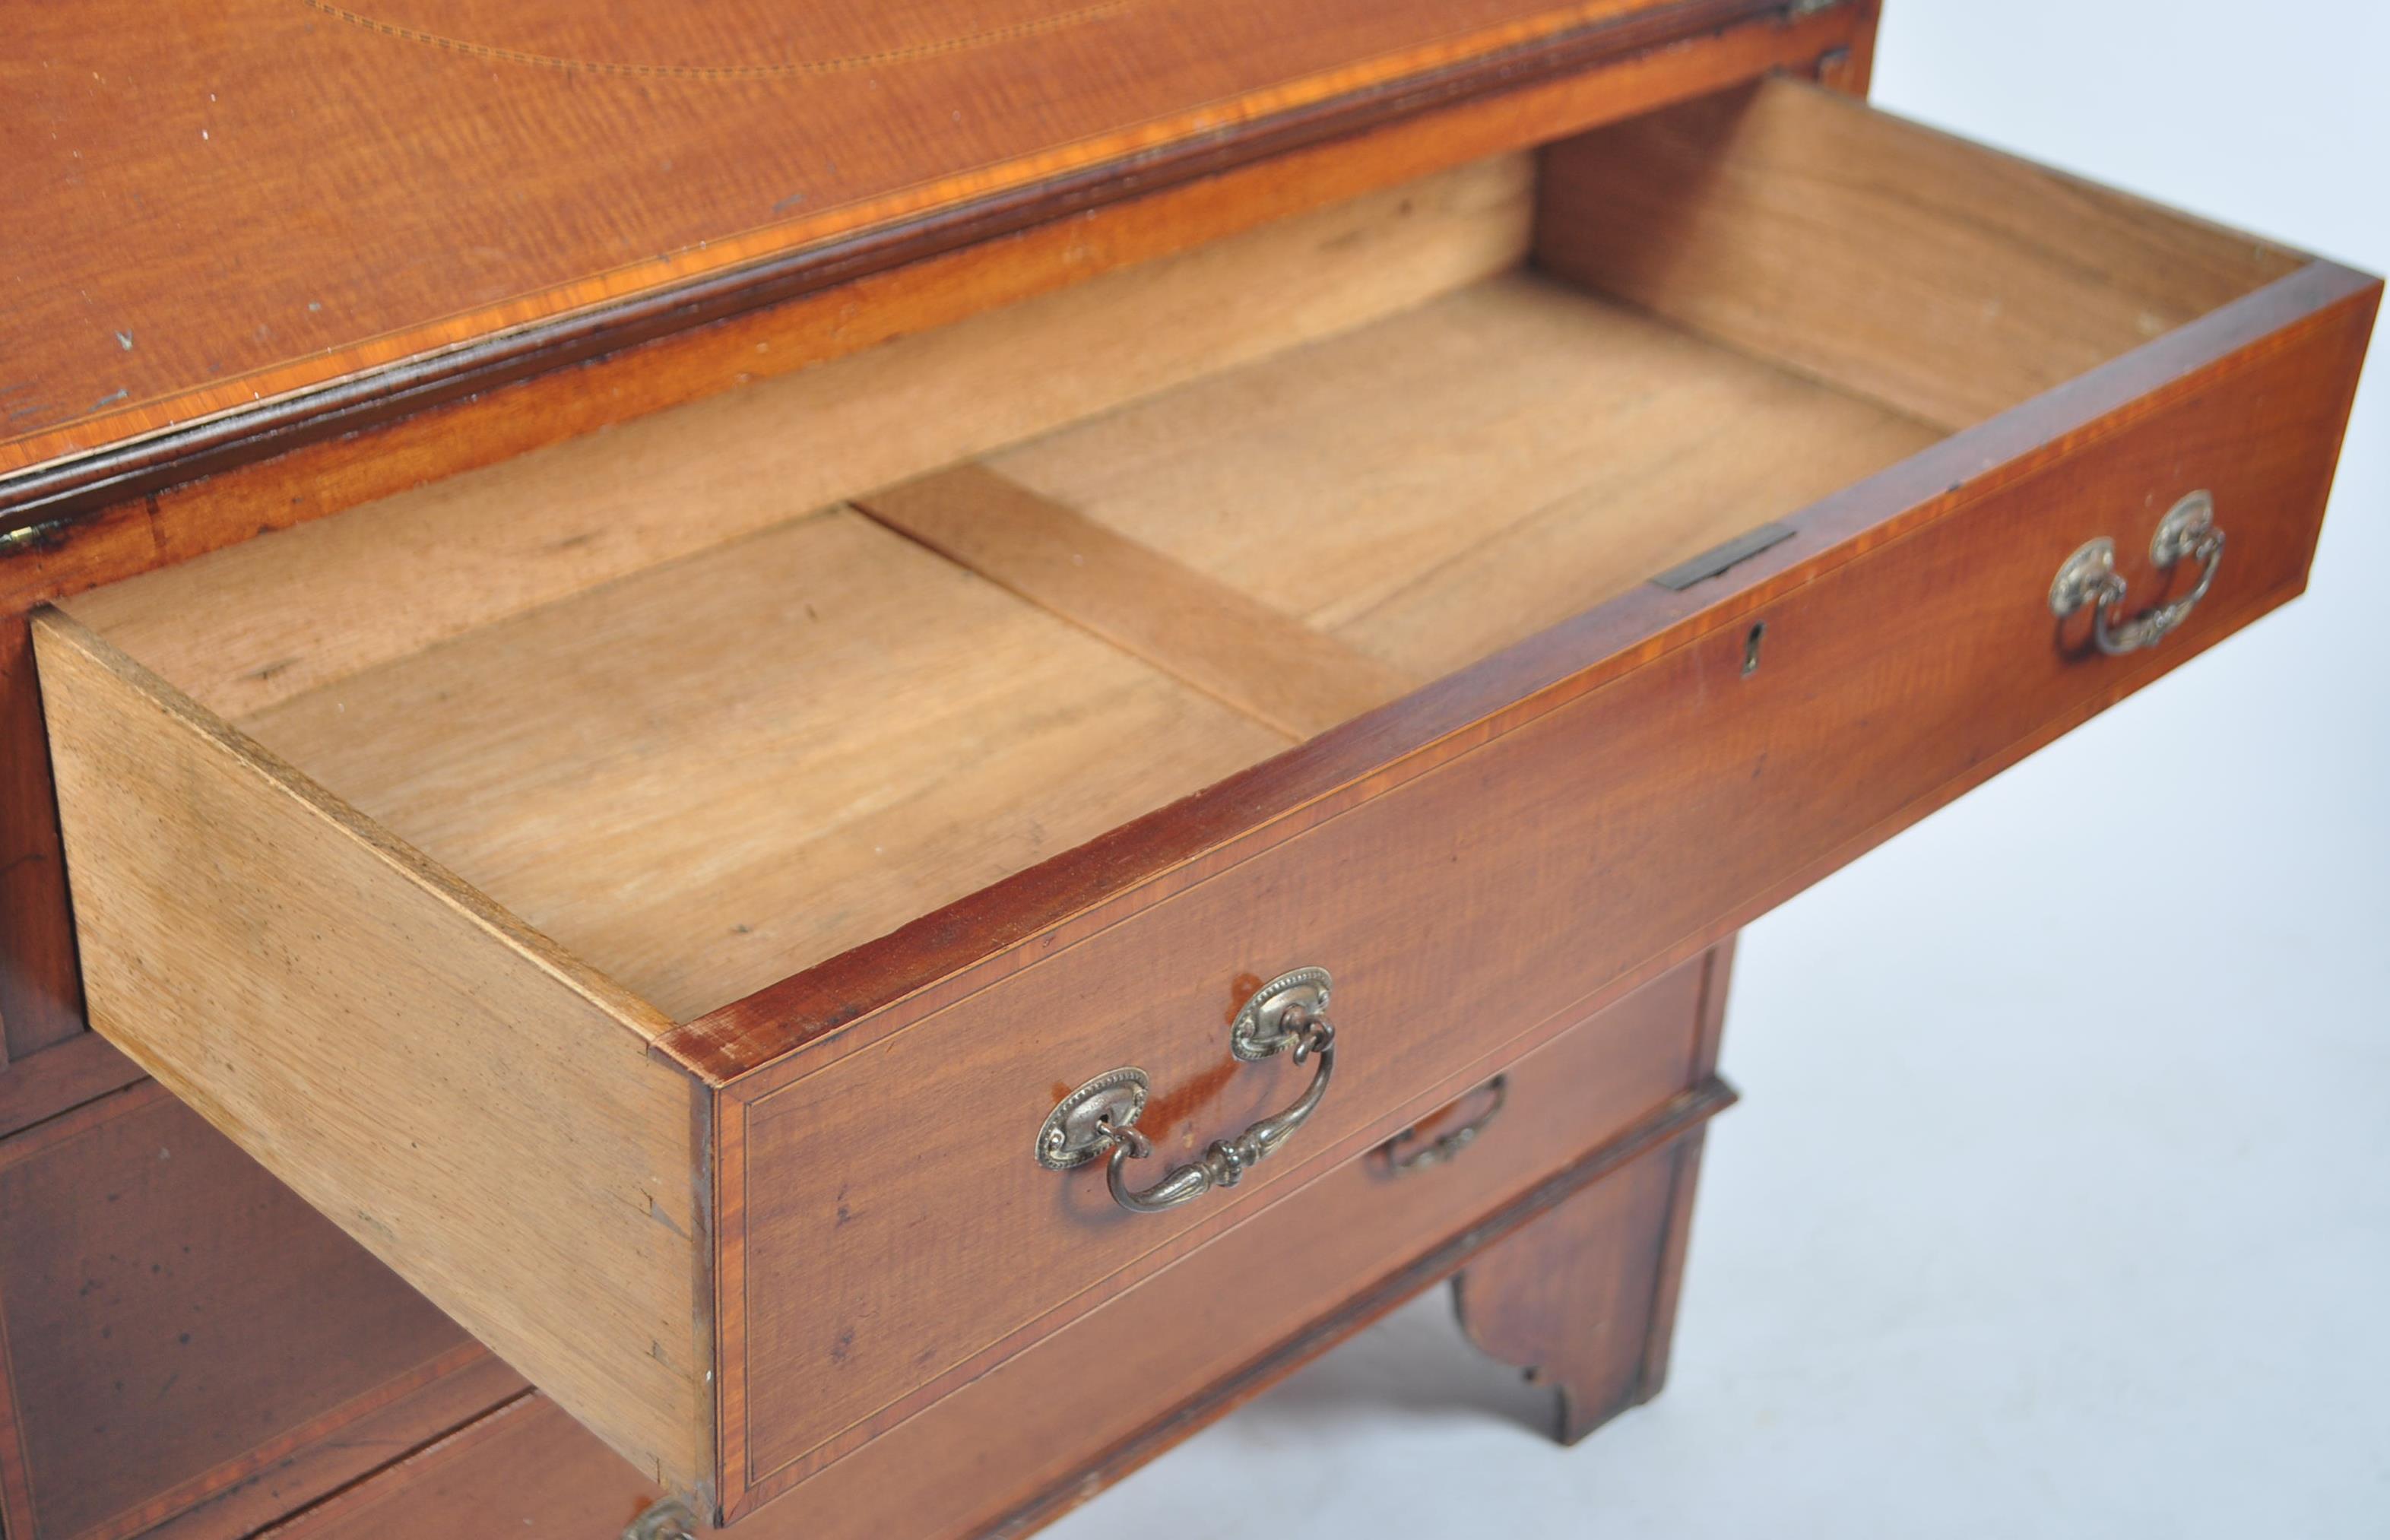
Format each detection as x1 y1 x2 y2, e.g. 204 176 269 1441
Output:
0 2 2375 1535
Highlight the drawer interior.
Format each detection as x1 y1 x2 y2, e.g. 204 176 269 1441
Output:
52 78 2301 1028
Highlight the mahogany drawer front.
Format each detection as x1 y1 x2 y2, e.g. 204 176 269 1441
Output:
266 955 1729 1540
737 955 1731 1536
721 910 1713 1491
30 77 2376 1521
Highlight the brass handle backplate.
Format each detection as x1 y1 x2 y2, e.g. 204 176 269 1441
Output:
623 1497 699 1540
1383 1075 1507 1175
1037 969 1336 1215
2049 490 2225 654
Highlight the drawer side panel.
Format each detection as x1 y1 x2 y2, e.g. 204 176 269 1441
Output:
30 614 712 1496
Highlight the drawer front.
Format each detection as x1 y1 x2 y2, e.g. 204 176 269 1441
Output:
749 958 1726 1536
725 944 1709 1496
281 955 1726 1535
716 261 2373 1507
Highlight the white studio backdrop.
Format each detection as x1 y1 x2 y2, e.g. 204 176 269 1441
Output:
1043 3 2390 1535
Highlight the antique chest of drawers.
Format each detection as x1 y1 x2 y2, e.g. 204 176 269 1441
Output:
0 1 2375 1535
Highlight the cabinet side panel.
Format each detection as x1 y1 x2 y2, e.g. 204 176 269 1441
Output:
0 1082 519 1540
0 619 84 1062
30 612 711 1495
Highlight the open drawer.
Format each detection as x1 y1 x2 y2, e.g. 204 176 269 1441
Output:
32 78 2376 1521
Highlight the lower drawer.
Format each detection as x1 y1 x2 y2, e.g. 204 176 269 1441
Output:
262 950 1732 1540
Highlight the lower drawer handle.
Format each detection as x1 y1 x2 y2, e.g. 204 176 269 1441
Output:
623 1499 699 1540
1035 968 1337 1215
1384 1075 1507 1175
2049 490 2225 654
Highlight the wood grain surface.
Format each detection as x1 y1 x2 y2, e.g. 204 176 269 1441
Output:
721 960 1728 1523
676 153 2375 1092
0 623 82 1063
711 258 2372 1501
1458 951 1733 1459
246 1394 663 1540
77 265 1930 1028
230 510 1286 1021
252 952 1727 1534
857 464 1419 738
0 1082 518 1540
1536 79 2303 431
1631 935 1735 1402
1 0 1814 497
0 4 1874 1063
0 2 1870 549
64 155 1533 724
262 1093 1732 1539
990 268 1937 680
30 614 713 1494
0 1031 141 1142
1453 1142 1685 1443
21 62 2374 1526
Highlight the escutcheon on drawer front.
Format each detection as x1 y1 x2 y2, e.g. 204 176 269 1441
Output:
30 78 2376 1523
